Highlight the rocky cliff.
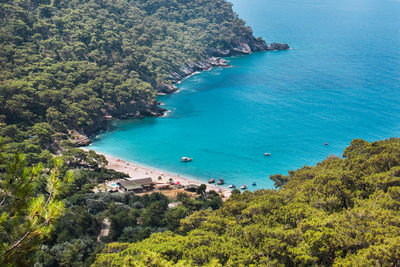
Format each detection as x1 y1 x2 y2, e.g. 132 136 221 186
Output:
165 39 289 89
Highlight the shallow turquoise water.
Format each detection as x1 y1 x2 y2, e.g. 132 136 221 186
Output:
90 0 400 189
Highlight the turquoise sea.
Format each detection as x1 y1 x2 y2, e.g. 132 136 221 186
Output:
89 0 400 189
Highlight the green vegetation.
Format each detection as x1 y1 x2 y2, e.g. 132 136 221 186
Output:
1 137 222 266
93 139 400 266
0 0 260 265
2 0 399 266
0 0 261 146
32 190 222 266
0 151 66 266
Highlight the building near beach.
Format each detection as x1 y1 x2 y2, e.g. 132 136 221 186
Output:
118 178 155 192
118 180 144 193
129 177 155 189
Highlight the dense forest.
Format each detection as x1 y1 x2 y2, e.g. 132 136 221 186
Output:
2 0 399 266
93 139 400 266
0 0 267 144
0 0 267 265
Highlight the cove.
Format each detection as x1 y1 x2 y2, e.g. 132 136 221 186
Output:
89 0 400 189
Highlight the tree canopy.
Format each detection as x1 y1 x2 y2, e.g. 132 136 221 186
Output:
0 153 66 266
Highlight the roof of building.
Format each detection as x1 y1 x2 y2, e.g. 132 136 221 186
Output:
118 180 142 190
129 177 154 185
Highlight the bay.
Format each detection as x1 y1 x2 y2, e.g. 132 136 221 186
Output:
90 0 400 189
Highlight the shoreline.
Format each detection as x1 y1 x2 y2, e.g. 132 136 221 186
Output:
82 148 231 198
79 48 290 198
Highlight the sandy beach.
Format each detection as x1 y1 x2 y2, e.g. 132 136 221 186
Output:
82 148 231 198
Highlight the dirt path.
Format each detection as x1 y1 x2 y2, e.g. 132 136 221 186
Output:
97 218 111 242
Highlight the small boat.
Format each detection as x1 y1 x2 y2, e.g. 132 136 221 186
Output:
324 143 329 146
217 178 224 185
252 182 256 186
264 153 271 156
228 184 236 188
240 184 247 190
181 157 193 162
208 178 215 183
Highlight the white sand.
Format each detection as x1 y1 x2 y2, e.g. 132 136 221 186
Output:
82 148 231 198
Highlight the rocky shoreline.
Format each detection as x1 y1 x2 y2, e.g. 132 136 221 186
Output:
75 39 289 146
159 40 289 94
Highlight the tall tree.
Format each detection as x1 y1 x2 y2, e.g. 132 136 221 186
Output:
0 154 66 266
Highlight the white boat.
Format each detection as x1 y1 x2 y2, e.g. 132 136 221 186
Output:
240 184 247 189
181 157 193 162
264 153 271 156
228 184 236 188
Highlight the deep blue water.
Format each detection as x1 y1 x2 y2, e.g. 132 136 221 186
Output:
90 0 400 189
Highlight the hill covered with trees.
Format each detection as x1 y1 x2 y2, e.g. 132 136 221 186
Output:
93 139 400 266
0 0 268 142
0 0 273 265
3 0 398 266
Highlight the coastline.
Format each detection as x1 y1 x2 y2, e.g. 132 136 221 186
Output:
81 148 231 198
79 43 289 140
78 45 290 198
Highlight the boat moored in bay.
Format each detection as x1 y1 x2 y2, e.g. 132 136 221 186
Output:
181 157 193 162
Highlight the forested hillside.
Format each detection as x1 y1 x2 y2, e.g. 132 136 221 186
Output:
0 1 270 265
3 0 398 266
0 0 266 142
94 139 400 266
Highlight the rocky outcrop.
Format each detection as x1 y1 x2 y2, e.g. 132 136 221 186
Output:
209 57 230 67
209 38 269 57
168 57 231 83
232 42 252 54
208 48 231 57
230 38 269 55
267 42 290 51
168 38 288 84
157 83 179 94
106 99 166 119
69 130 92 146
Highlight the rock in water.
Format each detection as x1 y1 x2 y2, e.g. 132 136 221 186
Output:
267 43 290 51
209 57 230 67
